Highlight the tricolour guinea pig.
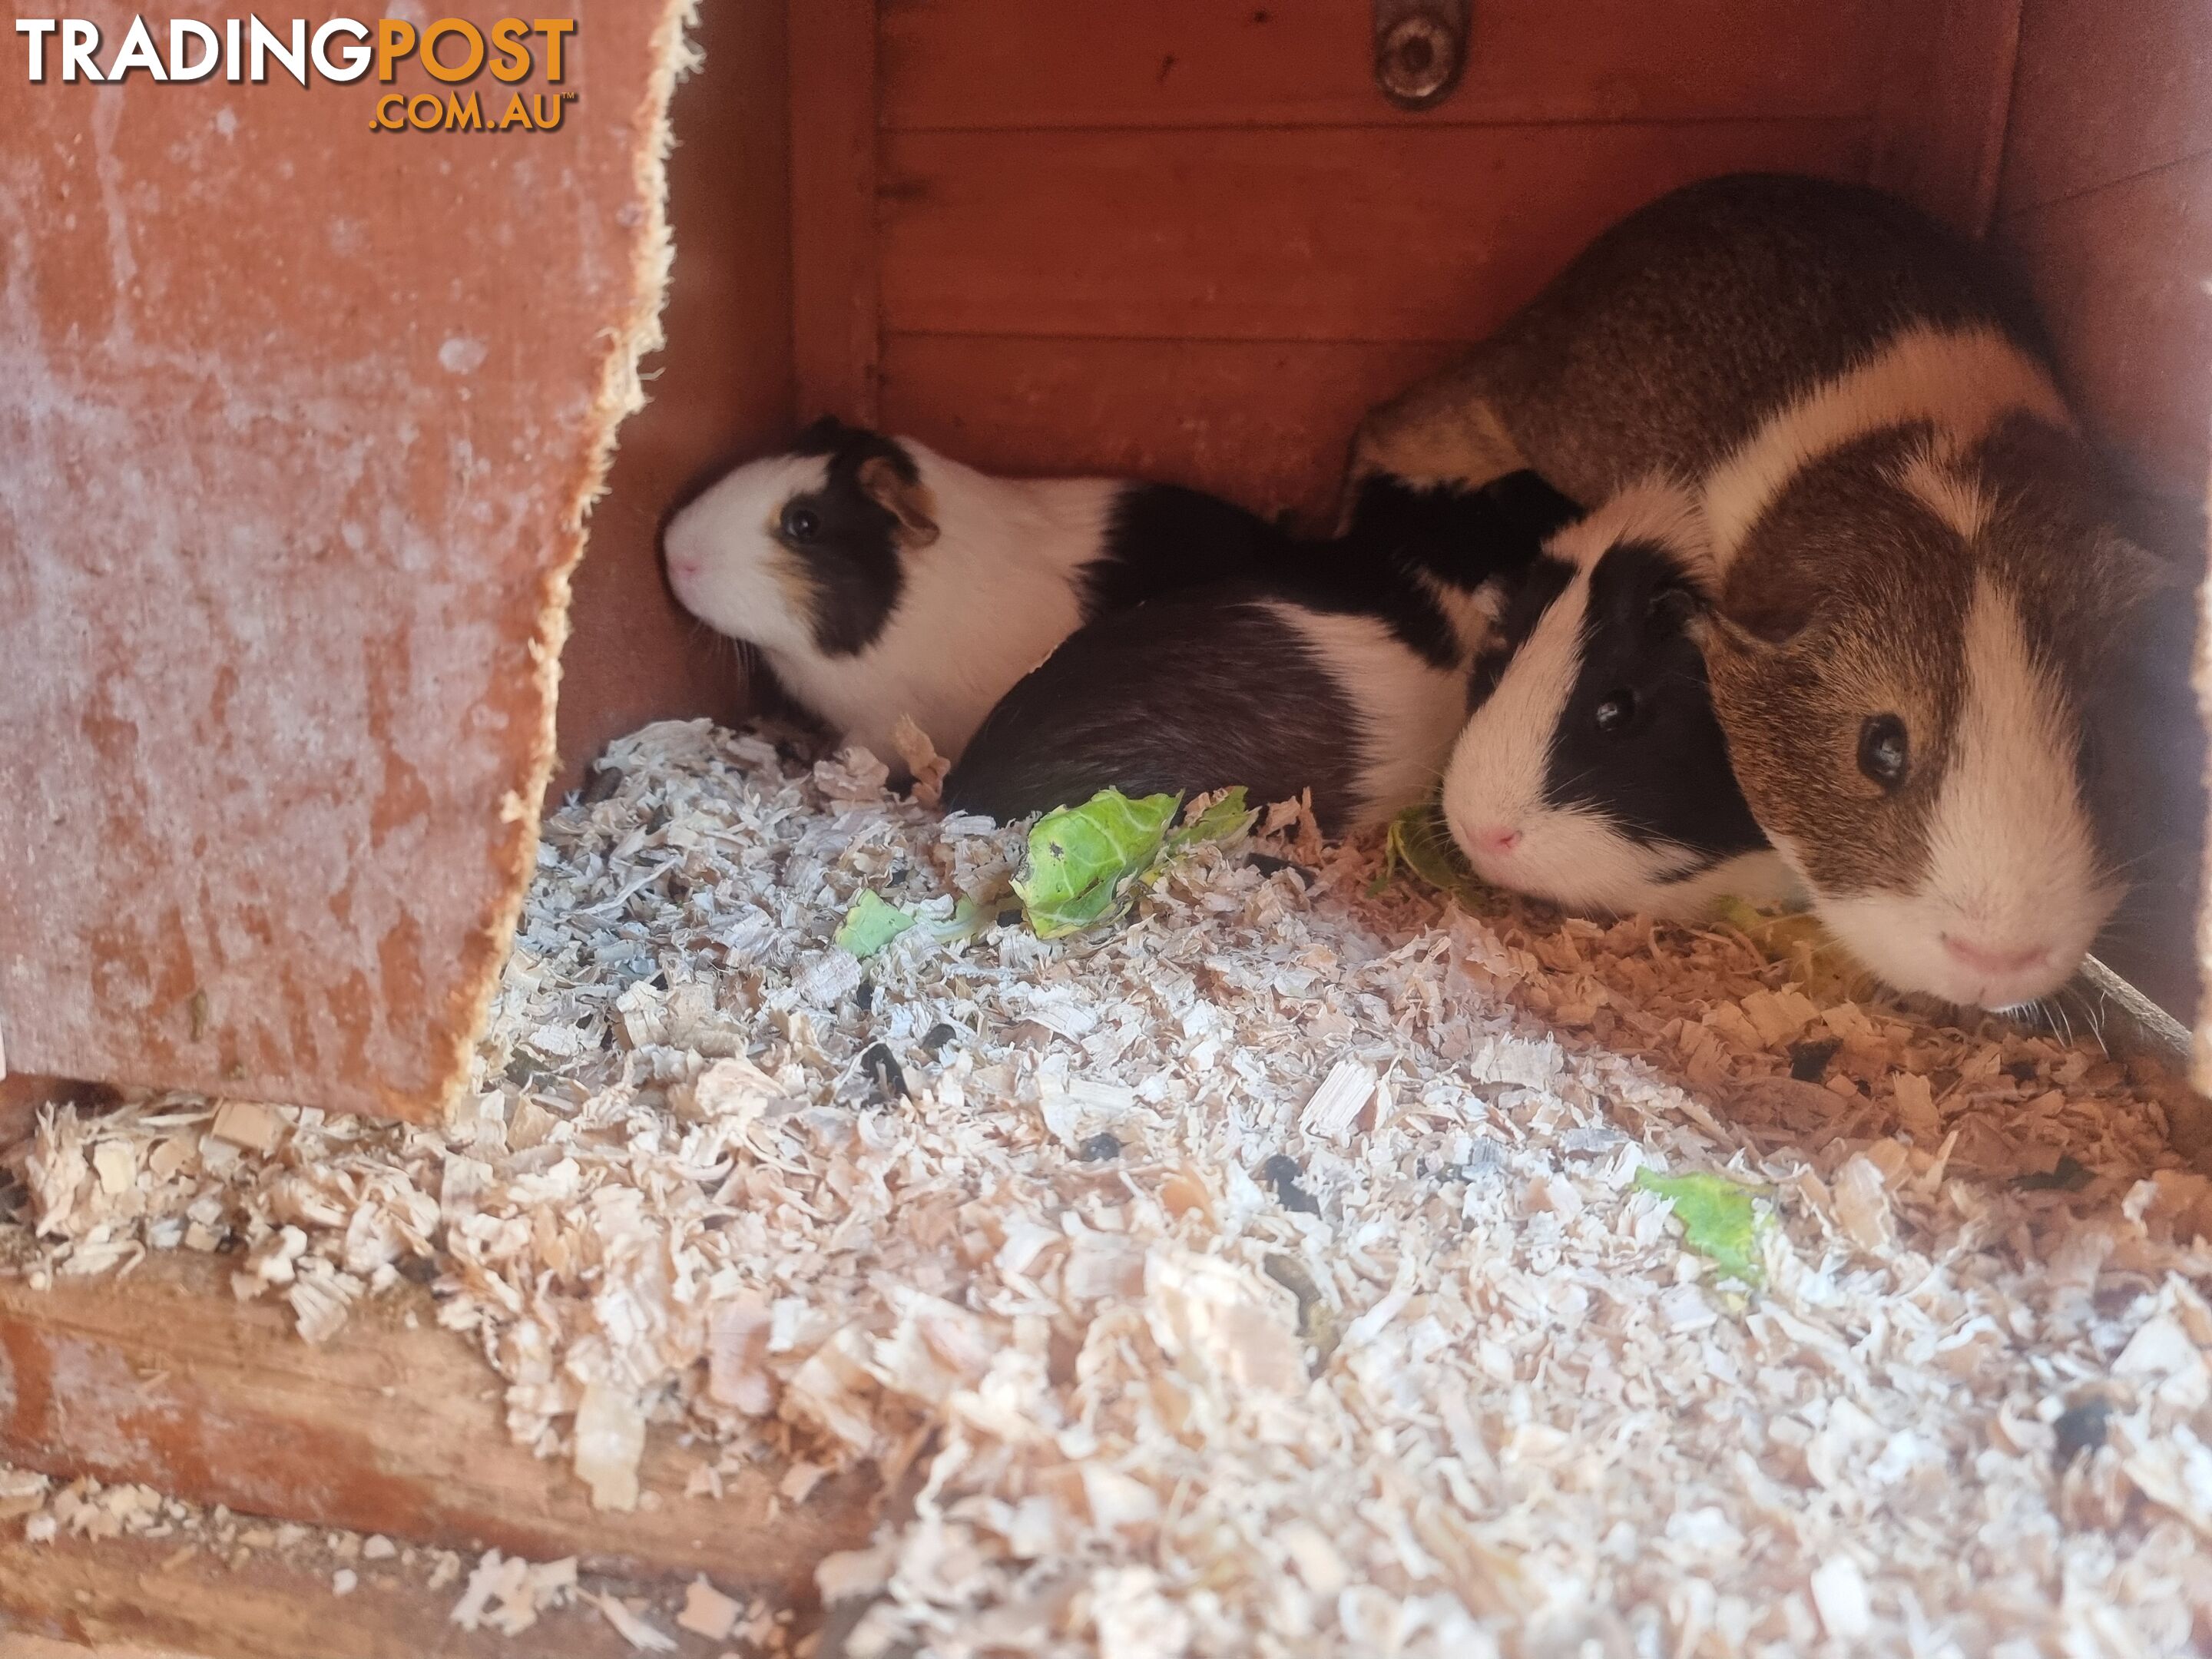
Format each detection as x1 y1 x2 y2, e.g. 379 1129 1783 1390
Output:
940 472 1583 836
1349 172 2175 1010
661 418 1287 768
1441 479 1796 919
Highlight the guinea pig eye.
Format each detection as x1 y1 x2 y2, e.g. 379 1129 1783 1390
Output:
1593 690 1635 737
780 503 822 544
1857 714 1909 791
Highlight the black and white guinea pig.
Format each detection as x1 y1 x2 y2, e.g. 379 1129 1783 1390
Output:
1442 480 1797 919
661 417 1286 768
940 472 1583 836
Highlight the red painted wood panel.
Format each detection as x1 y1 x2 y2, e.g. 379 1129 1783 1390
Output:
1869 0 2022 237
0 2 688 1121
879 0 1890 131
1998 157 2212 505
555 0 793 795
879 334 1462 525
879 121 1873 344
1997 0 2212 217
791 0 882 423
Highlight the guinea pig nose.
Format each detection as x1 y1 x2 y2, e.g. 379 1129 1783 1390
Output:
1475 826 1522 857
1940 934 2048 975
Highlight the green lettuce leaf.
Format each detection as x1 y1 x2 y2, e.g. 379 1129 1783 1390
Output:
833 890 916 958
1012 789 1183 939
1370 801 1499 912
1634 1167 1764 1285
1171 786 1256 850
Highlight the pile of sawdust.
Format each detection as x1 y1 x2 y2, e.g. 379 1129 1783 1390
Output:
6 718 2212 1656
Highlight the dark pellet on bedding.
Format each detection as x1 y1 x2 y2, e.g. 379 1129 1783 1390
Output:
1078 1132 1124 1161
1246 853 1312 885
859 1041 909 1101
581 765 624 805
2053 1399 2110 1464
1788 1038 1841 1082
922 1022 960 1055
853 979 875 1012
1263 1153 1321 1214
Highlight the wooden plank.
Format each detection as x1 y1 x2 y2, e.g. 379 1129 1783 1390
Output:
879 121 1873 343
2 1635 208 1659
0 1254 877 1592
790 0 881 424
879 334 1461 525
0 1528 651 1659
551 0 794 796
879 0 1891 131
1996 156 2212 502
1869 0 2023 236
0 2 691 1122
1996 0 2212 217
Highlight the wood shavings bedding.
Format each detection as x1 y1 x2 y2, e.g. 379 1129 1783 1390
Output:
5 717 2212 1656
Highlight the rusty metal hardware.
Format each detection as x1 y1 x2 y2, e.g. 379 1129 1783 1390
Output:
1373 0 1471 110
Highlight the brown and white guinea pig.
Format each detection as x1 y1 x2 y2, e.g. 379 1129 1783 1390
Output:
1349 172 2177 1010
1442 479 1797 919
940 472 1583 836
661 417 1286 768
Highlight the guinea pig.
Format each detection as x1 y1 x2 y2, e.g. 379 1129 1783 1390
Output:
661 418 1287 768
1348 172 2171 1010
939 472 1582 836
1440 478 1796 919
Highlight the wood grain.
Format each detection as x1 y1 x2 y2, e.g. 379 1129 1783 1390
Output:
551 0 794 796
0 2 689 1122
879 121 1872 343
879 0 1890 131
1997 0 2212 216
0 1253 876 1591
1997 156 2212 503
0 1527 649 1659
880 334 1462 525
1869 0 2023 236
790 0 882 424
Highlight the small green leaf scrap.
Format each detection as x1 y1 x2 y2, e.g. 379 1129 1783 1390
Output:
1710 896 1872 1003
1370 800 1499 912
1635 1167 1765 1286
1171 786 1256 851
1012 789 1181 939
833 889 916 959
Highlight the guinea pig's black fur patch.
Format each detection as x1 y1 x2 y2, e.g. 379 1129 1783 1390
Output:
1326 472 1582 667
942 589 1367 836
777 417 922 657
1546 539 1769 862
1080 485 1290 621
1468 555 1575 710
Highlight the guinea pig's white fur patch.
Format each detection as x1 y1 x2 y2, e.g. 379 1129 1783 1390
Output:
667 440 1123 765
1439 480 1796 919
664 452 835 658
1814 575 2114 1009
1267 603 1467 830
1700 324 2069 571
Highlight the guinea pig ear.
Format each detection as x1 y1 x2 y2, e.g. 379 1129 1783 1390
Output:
1717 556 1823 647
793 414 855 453
857 455 941 548
1646 578 1706 636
